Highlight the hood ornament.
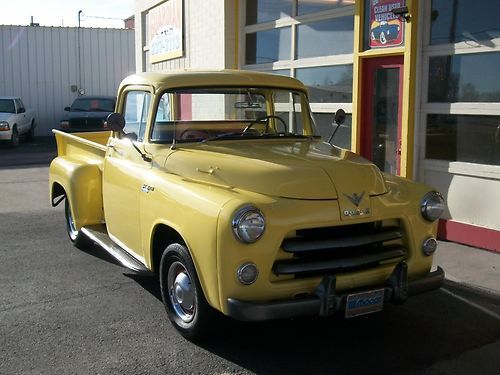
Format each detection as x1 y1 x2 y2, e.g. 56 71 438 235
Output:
344 191 365 207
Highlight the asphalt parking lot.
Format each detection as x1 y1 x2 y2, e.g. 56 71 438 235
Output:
0 139 499 374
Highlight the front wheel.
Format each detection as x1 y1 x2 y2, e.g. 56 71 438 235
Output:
379 31 387 44
64 199 88 249
10 127 19 147
159 243 215 340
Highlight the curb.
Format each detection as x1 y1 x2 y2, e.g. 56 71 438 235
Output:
443 277 500 299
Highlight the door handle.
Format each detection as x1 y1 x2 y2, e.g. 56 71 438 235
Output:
108 144 123 156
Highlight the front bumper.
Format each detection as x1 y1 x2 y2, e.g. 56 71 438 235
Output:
227 264 445 321
0 130 13 140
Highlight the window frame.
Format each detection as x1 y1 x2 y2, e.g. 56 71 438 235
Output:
121 87 154 143
416 1 500 179
241 0 355 143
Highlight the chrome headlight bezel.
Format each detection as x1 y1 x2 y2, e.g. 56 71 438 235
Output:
421 191 445 222
232 205 265 244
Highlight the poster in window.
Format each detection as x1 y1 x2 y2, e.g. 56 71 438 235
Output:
148 0 183 63
368 0 404 48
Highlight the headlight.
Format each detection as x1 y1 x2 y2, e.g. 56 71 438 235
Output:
232 205 265 243
421 191 445 222
0 121 10 131
60 120 69 129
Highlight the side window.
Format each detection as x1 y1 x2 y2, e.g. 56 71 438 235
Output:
150 93 173 142
15 99 25 113
123 91 151 142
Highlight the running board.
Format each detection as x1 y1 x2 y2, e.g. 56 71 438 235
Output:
81 225 152 275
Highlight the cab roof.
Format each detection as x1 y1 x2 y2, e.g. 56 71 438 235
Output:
119 70 308 93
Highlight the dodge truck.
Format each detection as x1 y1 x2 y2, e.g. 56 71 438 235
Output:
49 70 445 340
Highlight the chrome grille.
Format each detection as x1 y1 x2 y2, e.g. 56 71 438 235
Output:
273 221 406 278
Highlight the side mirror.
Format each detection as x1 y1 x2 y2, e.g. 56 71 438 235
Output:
64 107 70 111
106 112 125 132
334 109 346 125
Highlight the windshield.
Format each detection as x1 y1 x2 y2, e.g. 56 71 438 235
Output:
0 99 15 113
71 98 115 112
150 87 319 143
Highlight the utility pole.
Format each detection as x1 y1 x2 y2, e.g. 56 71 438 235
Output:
77 10 83 96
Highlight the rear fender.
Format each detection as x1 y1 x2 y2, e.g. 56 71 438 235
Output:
49 157 104 230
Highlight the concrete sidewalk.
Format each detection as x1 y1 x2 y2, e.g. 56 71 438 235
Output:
434 241 499 295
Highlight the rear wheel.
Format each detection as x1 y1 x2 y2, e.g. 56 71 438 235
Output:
65 199 88 249
159 243 215 340
26 121 35 141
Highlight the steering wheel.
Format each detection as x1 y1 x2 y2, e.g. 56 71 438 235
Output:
243 115 287 134
179 129 210 140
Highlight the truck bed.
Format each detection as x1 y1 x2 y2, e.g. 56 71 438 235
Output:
53 130 110 167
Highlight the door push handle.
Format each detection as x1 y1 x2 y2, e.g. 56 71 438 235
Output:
108 144 123 156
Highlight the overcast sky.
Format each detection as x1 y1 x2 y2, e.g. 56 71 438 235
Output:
0 0 135 28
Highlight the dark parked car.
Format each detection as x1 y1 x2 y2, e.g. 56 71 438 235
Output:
371 21 400 45
60 96 116 132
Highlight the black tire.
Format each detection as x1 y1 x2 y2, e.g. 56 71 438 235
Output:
380 31 387 44
159 243 215 340
26 121 35 141
10 126 19 147
64 199 88 249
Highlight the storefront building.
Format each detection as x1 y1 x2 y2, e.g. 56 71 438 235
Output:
134 0 500 252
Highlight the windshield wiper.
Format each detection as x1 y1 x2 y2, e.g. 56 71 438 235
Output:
202 132 319 142
202 132 246 142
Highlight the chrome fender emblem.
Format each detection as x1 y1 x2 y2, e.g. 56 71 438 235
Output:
141 184 155 193
343 191 365 207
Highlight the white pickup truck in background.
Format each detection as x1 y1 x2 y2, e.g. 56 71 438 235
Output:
0 97 36 146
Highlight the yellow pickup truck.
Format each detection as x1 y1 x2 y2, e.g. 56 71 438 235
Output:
49 70 445 340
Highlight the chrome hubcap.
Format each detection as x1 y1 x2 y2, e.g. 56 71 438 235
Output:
168 261 195 323
67 203 78 240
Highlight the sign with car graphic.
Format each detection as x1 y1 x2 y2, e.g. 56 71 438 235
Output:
369 0 404 48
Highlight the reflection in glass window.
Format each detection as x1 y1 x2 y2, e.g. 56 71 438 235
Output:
428 53 500 102
259 69 291 77
296 16 354 58
275 92 307 134
246 0 292 25
430 0 500 45
246 28 292 64
296 65 353 103
298 0 353 15
313 112 352 150
426 114 500 165
123 91 151 141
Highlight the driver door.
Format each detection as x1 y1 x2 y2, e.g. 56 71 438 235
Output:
102 89 152 260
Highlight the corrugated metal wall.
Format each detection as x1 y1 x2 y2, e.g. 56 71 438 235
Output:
0 26 135 136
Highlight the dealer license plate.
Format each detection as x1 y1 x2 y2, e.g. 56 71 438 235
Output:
345 289 385 318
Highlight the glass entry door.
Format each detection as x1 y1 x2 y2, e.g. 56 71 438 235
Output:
361 56 403 175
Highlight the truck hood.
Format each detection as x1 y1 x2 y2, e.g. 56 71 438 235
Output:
163 140 387 200
0 113 14 122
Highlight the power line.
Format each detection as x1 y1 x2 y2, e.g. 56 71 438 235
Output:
82 15 125 21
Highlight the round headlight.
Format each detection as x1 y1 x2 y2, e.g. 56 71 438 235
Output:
232 206 265 243
237 263 259 285
422 237 438 256
421 191 445 222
